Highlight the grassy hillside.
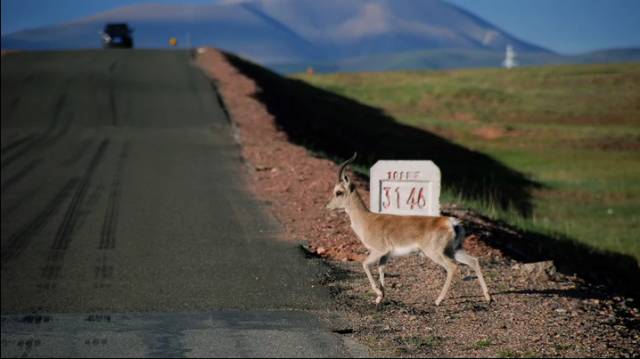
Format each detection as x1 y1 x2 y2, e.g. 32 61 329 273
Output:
295 63 640 262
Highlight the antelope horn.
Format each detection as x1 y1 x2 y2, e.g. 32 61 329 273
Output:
337 152 357 182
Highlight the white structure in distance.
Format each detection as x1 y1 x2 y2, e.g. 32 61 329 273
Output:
369 161 441 217
503 44 518 69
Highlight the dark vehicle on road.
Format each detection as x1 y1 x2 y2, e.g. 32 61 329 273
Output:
101 23 133 48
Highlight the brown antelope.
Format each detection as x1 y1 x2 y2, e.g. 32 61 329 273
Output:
326 153 491 305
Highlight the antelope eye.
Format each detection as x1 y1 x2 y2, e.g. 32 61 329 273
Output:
335 191 344 196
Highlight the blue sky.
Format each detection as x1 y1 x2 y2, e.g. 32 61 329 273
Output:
2 0 639 54
447 0 640 54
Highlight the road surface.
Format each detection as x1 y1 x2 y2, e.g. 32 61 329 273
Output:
1 50 365 357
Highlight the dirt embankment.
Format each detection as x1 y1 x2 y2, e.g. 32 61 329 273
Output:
196 48 639 358
195 49 365 261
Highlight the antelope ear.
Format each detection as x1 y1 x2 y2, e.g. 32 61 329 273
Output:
342 175 356 192
342 174 351 185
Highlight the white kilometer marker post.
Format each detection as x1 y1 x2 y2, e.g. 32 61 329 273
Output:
370 161 441 216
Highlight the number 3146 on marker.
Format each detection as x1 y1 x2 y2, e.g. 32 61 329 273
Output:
382 186 427 210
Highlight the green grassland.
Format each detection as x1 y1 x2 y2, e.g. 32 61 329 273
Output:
295 63 640 262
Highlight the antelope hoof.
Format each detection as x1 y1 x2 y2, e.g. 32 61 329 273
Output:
375 295 384 305
435 298 443 306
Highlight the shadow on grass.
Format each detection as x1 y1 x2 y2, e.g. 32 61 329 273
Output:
457 210 640 300
223 52 639 300
223 52 540 217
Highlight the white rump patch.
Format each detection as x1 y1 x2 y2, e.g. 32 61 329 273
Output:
390 244 420 257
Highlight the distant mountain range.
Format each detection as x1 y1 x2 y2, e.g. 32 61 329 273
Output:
2 0 639 73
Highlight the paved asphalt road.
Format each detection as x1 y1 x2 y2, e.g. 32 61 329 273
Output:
1 50 365 357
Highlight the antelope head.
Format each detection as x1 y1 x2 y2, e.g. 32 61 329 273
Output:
326 153 357 210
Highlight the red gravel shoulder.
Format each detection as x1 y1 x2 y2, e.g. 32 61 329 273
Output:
196 48 364 262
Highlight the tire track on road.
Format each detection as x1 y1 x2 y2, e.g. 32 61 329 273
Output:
1 158 43 194
99 142 129 250
94 254 114 289
52 139 109 250
2 186 42 216
95 142 129 289
1 179 77 266
41 112 73 148
1 134 34 154
1 134 46 170
1 94 70 170
38 139 109 290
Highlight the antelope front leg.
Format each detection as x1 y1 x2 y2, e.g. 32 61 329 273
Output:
362 252 386 305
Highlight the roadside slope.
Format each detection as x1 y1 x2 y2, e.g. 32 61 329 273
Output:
197 48 639 358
